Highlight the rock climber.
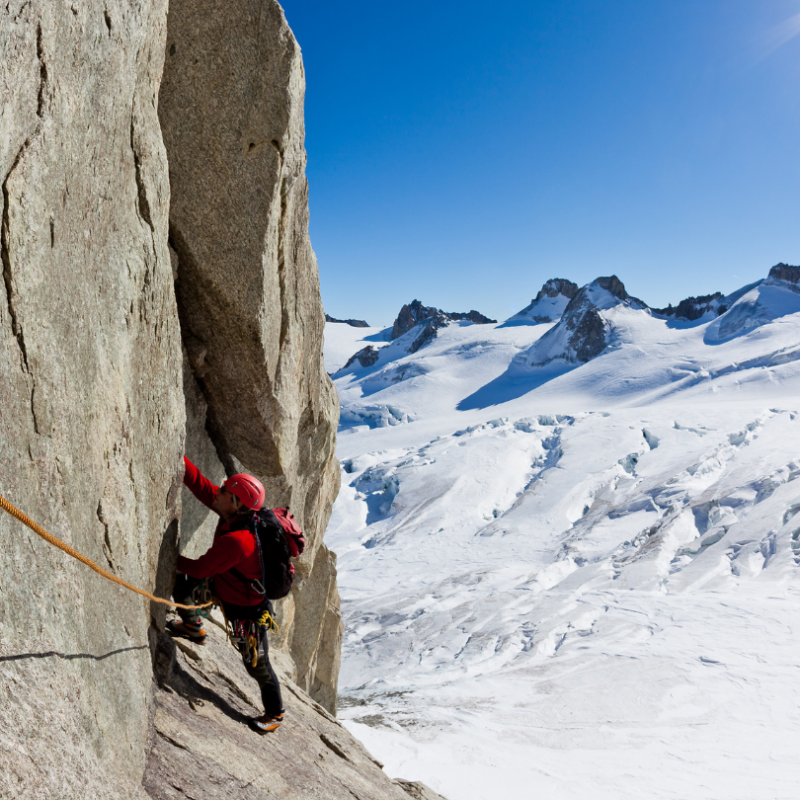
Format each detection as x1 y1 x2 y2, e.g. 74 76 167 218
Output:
169 456 285 733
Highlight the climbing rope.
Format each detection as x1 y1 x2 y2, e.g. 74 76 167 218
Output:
0 493 213 611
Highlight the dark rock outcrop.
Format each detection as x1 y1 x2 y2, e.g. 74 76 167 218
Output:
535 278 579 303
527 276 648 366
391 301 446 340
343 345 380 369
326 314 370 328
769 262 800 285
653 292 724 321
159 0 342 712
510 278 578 323
391 300 496 346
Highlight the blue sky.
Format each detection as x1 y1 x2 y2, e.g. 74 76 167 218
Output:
281 0 800 326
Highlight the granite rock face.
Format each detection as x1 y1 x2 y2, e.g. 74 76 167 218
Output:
0 2 183 798
1 2 417 797
527 276 648 366
143 614 448 800
158 0 342 712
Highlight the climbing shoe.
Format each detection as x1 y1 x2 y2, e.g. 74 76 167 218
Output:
166 618 207 644
250 711 285 734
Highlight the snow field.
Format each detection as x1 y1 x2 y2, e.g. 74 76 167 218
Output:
324 290 800 800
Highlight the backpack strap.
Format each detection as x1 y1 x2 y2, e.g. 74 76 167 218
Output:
226 512 267 597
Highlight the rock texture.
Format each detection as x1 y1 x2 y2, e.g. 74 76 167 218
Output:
143 613 448 800
535 277 579 303
1 2 439 798
0 2 183 798
158 0 342 712
527 276 648 366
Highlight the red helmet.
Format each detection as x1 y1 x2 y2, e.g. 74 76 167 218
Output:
221 474 265 511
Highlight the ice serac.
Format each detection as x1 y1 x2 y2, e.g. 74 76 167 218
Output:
158 0 342 712
0 2 184 798
526 275 648 366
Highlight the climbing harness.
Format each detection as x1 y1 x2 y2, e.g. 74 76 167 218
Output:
0 493 213 611
217 602 279 667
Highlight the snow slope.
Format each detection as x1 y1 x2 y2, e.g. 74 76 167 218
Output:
323 321 390 373
325 275 800 800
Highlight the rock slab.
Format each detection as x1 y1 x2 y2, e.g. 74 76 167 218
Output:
0 1 183 797
144 615 448 800
158 0 342 712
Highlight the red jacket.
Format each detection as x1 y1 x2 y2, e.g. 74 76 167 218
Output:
177 456 264 606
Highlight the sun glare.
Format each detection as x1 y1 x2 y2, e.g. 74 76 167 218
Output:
757 10 800 61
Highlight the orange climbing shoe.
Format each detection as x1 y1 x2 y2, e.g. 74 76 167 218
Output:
251 711 285 734
166 618 207 644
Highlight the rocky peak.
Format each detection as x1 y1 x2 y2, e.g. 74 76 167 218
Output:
527 276 647 366
390 300 496 350
391 300 447 340
768 263 800 285
534 278 579 303
592 275 630 303
509 278 579 324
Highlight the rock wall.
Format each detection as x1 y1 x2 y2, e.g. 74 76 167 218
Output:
0 2 406 797
158 0 342 712
144 613 447 800
0 2 183 797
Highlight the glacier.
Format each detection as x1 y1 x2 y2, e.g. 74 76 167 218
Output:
324 270 800 800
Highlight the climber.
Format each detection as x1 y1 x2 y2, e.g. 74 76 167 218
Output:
169 456 285 734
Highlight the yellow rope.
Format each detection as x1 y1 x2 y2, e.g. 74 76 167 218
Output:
258 608 279 635
0 493 213 611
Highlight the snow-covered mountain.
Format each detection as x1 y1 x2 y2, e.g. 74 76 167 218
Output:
323 265 800 800
522 275 648 366
504 277 578 325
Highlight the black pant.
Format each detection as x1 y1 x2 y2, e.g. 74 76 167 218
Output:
173 573 284 716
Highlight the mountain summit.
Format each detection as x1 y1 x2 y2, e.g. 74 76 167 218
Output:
525 275 648 366
388 300 496 353
391 300 496 341
505 278 579 325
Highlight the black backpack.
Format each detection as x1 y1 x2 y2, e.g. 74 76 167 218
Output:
230 507 305 600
